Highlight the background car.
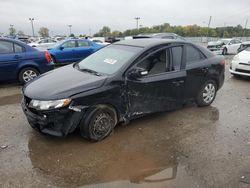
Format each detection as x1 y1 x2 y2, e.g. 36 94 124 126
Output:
89 37 110 46
237 41 250 53
207 38 242 55
0 38 54 84
28 38 57 48
48 39 103 64
133 33 185 40
230 47 250 77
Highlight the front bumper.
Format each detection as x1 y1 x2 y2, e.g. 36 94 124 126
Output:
207 48 223 55
230 60 250 77
22 98 83 137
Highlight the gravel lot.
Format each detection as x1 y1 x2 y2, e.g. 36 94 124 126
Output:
0 56 250 188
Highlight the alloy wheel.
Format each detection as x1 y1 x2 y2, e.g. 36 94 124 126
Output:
202 83 216 104
22 70 38 83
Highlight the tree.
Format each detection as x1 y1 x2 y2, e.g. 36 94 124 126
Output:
69 33 75 37
17 30 25 36
9 26 16 36
94 26 111 37
38 27 49 37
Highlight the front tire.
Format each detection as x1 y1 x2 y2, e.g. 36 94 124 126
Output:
196 80 217 107
222 48 227 55
18 67 39 84
80 105 117 142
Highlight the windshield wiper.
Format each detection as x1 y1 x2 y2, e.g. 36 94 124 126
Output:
80 68 102 76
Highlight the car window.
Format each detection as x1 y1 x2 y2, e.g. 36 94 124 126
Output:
0 41 14 54
78 40 90 47
171 46 182 71
62 41 76 48
137 49 170 75
235 40 241 44
14 44 24 53
186 45 205 64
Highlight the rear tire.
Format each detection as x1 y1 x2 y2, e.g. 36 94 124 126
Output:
51 56 56 64
196 80 217 107
18 67 39 84
80 105 117 142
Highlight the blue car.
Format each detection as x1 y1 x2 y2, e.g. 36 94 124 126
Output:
0 38 54 84
48 39 103 64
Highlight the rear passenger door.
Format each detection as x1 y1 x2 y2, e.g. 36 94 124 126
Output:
0 40 23 81
184 45 209 99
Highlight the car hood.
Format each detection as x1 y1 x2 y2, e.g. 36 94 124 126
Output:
24 64 107 100
208 41 223 46
238 50 250 63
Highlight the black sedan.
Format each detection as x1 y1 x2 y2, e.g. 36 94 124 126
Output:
22 39 225 141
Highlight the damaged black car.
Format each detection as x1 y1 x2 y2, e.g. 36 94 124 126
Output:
22 39 225 141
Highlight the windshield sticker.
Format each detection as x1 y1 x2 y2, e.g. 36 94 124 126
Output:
104 58 117 65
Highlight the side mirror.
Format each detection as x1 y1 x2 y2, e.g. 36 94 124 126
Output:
128 68 148 79
59 46 64 50
228 43 232 45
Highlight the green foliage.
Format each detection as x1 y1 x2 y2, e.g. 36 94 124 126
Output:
38 27 49 37
94 26 111 37
17 30 25 36
69 33 75 37
94 23 250 38
9 27 16 36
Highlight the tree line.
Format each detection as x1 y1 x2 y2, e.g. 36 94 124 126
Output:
7 22 250 38
94 23 250 38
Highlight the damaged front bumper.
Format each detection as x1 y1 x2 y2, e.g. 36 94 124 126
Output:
21 98 85 137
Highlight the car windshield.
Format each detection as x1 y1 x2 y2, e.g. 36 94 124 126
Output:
50 40 66 48
220 39 231 44
77 45 142 75
245 47 250 51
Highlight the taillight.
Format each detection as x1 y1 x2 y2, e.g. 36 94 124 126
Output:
45 51 53 64
220 59 225 67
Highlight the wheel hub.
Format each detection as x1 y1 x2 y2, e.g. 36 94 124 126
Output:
203 83 215 103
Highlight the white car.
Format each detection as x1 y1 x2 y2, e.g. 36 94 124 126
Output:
29 39 56 48
207 38 242 55
89 37 110 46
230 47 250 77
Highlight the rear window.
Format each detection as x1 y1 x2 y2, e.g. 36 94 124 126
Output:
0 41 14 54
186 45 205 64
14 44 24 53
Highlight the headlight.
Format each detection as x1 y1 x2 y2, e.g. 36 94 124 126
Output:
233 55 239 61
29 99 71 110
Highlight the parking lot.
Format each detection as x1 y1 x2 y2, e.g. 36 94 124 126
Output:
0 55 250 188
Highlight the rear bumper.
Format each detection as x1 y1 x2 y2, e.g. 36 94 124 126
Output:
40 64 54 74
21 99 83 137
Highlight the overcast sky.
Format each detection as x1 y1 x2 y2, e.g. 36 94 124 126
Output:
0 0 250 36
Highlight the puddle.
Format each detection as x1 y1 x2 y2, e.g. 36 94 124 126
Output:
28 106 219 187
0 94 21 106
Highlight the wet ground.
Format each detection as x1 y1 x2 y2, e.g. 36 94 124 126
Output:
0 56 250 188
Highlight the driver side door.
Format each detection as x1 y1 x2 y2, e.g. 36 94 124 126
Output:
56 40 77 63
126 45 186 118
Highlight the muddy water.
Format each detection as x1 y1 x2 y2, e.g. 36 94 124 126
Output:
27 106 219 187
0 59 250 188
0 94 22 106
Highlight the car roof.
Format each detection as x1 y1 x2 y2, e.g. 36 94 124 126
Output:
113 38 186 48
0 37 28 45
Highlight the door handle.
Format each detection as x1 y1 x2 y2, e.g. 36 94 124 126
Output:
14 55 22 59
202 67 209 73
172 80 184 86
